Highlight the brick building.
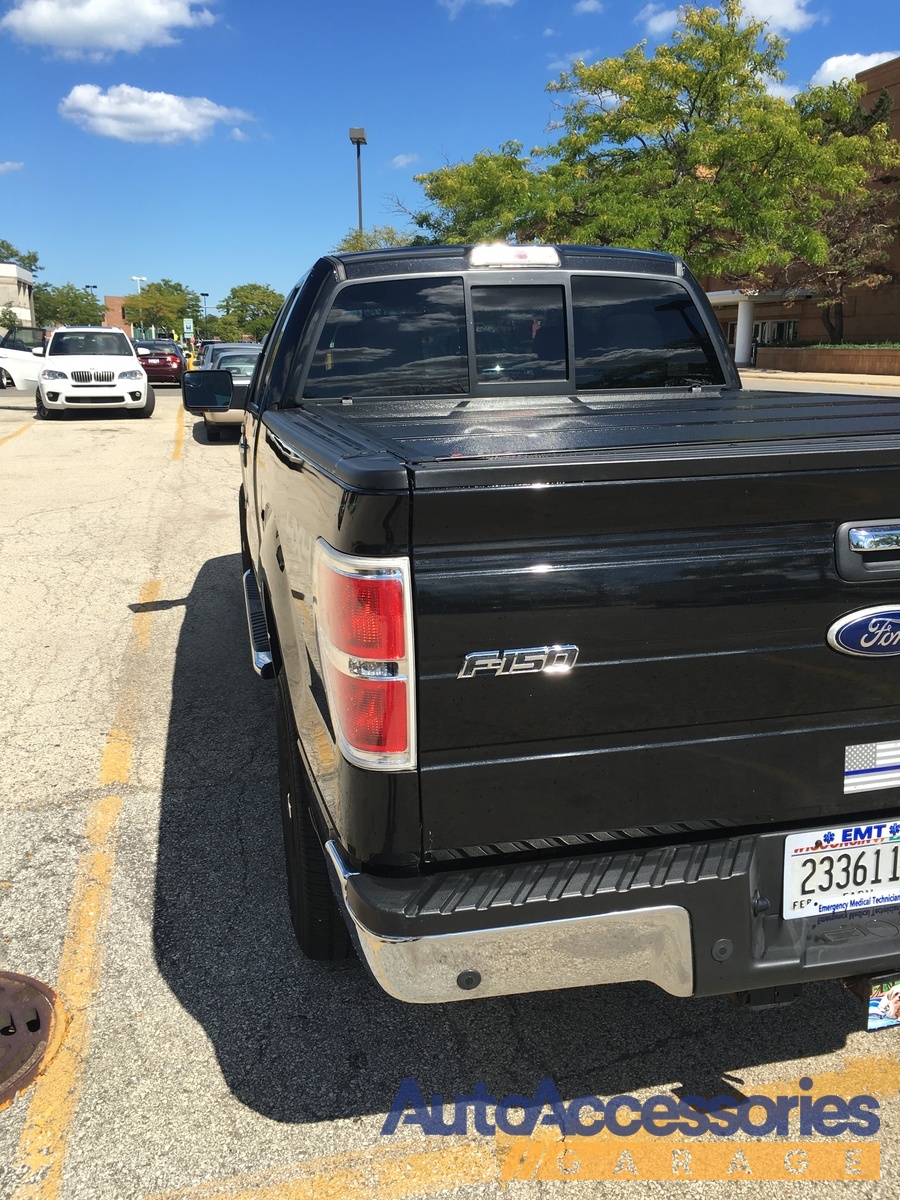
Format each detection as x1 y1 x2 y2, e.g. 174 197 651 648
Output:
705 54 900 363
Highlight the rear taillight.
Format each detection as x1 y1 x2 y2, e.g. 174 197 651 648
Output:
314 540 415 770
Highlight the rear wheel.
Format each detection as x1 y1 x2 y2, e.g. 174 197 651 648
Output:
275 668 351 960
238 487 252 575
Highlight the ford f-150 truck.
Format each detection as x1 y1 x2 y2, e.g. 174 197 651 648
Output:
183 242 900 1008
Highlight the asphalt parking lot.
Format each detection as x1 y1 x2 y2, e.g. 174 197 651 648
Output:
1 379 900 1199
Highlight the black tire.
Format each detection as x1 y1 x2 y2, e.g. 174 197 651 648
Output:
205 422 221 442
136 388 155 418
238 487 252 576
35 390 56 420
275 668 351 960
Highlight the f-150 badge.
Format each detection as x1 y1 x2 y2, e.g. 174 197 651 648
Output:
458 645 579 678
828 607 900 657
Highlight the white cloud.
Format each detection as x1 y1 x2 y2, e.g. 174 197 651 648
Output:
0 161 24 173
229 126 249 142
0 0 215 58
768 79 801 100
543 26 555 36
392 153 419 169
741 0 819 33
637 3 678 36
810 52 900 87
574 0 602 13
548 47 597 71
58 84 252 144
438 0 515 17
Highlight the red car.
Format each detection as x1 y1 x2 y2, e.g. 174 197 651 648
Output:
134 339 185 385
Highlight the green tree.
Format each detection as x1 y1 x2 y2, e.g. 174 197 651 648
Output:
33 283 104 327
334 225 415 253
218 283 284 341
759 85 900 342
410 1 900 284
0 239 41 275
122 279 200 335
0 305 19 331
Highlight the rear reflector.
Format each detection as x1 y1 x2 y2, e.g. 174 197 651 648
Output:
331 674 408 754
317 569 405 659
314 540 416 770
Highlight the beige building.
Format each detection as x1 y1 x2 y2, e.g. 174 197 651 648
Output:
0 261 35 330
705 55 900 363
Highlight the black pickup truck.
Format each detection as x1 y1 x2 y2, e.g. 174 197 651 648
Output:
184 243 900 1009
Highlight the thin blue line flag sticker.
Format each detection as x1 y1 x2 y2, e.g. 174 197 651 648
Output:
845 740 900 793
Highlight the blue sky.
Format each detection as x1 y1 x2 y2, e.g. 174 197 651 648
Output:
1 0 898 312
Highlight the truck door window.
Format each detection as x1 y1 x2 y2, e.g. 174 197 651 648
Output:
471 286 566 383
572 275 726 391
303 277 468 399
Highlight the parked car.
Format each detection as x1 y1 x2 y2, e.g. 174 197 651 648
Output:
0 325 50 390
35 327 153 419
198 341 258 370
201 347 262 440
134 339 185 385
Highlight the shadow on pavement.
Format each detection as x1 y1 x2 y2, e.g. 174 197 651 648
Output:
154 554 866 1124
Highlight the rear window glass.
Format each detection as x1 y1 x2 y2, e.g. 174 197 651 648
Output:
49 331 132 357
1 327 46 351
572 276 725 390
472 285 566 383
303 278 468 398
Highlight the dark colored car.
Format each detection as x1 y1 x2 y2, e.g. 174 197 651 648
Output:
134 339 185 385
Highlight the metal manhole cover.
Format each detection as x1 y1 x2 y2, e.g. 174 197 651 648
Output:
0 972 65 1109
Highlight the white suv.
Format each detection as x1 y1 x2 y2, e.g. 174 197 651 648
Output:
35 327 153 419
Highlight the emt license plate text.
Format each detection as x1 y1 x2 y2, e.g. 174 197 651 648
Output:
783 819 900 919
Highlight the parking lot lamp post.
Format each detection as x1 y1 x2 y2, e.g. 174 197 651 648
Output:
130 275 146 338
84 285 99 323
349 128 367 238
200 293 209 339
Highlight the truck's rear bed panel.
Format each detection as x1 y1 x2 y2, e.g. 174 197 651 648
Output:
329 388 900 857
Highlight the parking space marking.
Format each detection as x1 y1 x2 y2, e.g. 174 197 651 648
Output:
11 580 162 1200
140 1138 499 1200
0 422 31 447
173 406 185 462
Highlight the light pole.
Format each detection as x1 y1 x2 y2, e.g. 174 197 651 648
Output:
84 284 99 323
349 128 367 238
200 292 209 339
130 275 146 337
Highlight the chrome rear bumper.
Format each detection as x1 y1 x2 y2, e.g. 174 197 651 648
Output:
325 840 693 1003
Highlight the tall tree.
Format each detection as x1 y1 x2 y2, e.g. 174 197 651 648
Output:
0 239 41 275
334 225 415 253
410 1 900 284
218 283 284 341
122 279 200 335
755 85 900 342
33 283 104 328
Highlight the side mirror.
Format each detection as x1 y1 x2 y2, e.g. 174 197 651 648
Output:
31 345 45 357
182 369 233 412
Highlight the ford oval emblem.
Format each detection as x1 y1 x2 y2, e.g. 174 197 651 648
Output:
828 606 900 657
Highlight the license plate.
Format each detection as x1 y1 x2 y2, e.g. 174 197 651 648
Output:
783 819 900 919
147 358 160 364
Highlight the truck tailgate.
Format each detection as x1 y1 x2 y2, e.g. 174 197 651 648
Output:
383 389 900 857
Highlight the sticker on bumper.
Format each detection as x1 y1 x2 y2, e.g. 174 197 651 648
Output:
845 740 900 793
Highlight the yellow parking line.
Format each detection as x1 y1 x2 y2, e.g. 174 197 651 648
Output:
140 1138 499 1200
11 580 162 1200
0 422 31 447
173 405 185 461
